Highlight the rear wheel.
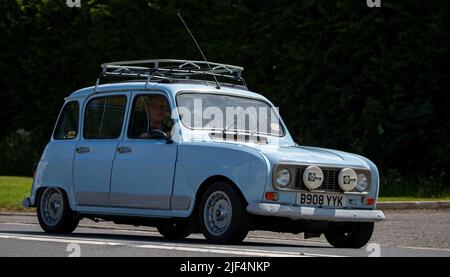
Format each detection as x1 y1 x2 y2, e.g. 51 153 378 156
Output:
324 222 374 248
157 222 191 239
37 187 79 234
199 182 250 244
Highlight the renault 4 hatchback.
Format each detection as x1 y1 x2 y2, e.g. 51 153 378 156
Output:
23 59 385 248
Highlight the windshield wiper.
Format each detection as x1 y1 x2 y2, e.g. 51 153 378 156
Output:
222 119 237 134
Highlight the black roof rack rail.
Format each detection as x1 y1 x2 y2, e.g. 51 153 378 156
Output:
94 59 247 92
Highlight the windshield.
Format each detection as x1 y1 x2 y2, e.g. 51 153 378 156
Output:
176 92 285 137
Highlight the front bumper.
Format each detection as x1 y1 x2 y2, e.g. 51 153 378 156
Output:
247 203 385 222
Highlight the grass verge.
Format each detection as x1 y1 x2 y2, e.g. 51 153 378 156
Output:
378 196 450 202
0 176 33 211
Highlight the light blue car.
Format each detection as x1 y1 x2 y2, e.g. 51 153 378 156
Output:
23 59 385 248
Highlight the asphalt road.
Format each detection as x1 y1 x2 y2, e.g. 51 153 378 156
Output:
0 209 449 257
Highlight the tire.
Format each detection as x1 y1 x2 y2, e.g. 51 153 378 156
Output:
157 222 191 239
36 187 79 234
199 182 250 244
324 222 374 248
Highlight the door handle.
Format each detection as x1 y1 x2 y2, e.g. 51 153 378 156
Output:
76 146 90 154
117 146 132 153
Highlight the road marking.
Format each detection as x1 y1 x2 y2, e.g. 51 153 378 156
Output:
0 221 330 245
0 221 331 247
0 233 123 246
0 232 344 257
185 243 345 256
0 224 339 256
398 246 450 252
248 235 330 246
0 222 37 227
0 222 337 255
0 221 160 235
155 242 346 257
2 221 450 254
136 244 305 257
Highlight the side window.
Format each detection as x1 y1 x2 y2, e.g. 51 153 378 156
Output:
54 101 79 140
128 94 172 139
84 97 105 139
83 95 127 139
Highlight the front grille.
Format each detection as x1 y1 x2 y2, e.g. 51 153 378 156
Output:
294 167 341 192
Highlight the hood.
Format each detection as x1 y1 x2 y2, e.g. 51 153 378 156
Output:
256 145 369 169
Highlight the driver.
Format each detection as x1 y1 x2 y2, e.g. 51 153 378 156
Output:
139 95 173 139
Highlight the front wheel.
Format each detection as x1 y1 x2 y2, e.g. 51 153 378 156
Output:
199 182 250 244
324 222 374 248
37 187 79 234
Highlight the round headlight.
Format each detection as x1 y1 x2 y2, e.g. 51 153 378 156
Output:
356 173 368 192
303 166 324 190
275 168 291 187
338 168 357 191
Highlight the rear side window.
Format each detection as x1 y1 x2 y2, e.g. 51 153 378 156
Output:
83 95 127 139
54 101 79 140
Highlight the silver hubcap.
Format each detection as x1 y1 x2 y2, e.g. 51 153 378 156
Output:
204 191 232 236
40 188 63 227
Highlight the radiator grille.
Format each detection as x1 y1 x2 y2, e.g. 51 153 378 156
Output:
294 167 341 192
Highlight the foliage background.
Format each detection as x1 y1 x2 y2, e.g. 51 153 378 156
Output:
0 0 448 196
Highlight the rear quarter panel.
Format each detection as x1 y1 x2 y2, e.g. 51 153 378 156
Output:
31 142 78 209
30 97 86 210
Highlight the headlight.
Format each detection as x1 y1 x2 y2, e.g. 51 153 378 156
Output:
275 168 291 187
338 168 357 191
356 173 368 192
302 166 324 190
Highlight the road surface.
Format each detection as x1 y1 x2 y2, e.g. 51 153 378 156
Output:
0 209 449 257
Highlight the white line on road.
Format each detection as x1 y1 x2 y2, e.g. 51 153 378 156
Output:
0 221 332 248
0 232 344 257
154 242 346 257
0 222 39 227
398 246 450 252
135 244 305 257
0 233 123 246
0 221 158 235
2 221 450 254
0 221 330 246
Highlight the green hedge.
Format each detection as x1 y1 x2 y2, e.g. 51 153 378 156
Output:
0 0 448 196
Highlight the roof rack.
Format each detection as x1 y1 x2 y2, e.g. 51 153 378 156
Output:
94 59 247 91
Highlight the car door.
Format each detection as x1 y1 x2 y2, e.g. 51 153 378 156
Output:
74 93 129 207
109 92 177 210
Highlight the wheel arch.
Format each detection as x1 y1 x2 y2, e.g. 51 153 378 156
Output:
190 175 248 220
35 186 76 210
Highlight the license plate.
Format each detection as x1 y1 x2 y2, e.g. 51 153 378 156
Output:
297 192 346 208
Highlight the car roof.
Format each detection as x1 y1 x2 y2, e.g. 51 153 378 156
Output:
66 81 270 102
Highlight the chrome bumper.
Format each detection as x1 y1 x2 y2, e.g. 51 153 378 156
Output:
247 203 385 222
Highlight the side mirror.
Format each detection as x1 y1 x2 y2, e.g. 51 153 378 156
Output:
149 129 173 144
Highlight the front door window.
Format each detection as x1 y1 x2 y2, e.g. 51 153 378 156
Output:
128 94 173 139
